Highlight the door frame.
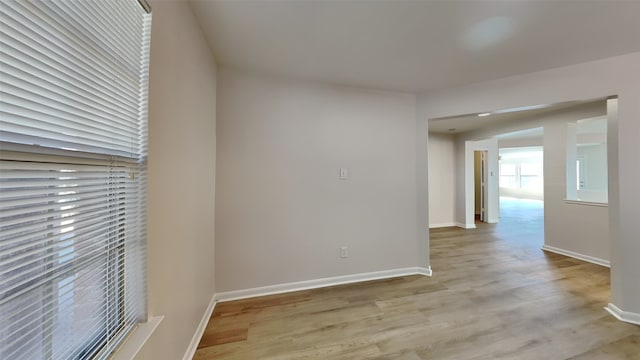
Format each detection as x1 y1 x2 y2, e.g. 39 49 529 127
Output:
466 139 500 227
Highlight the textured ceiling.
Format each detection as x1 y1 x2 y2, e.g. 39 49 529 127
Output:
189 0 640 92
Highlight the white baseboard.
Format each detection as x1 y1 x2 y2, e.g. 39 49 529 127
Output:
605 303 640 326
183 294 217 360
541 245 610 267
456 222 476 229
429 222 457 228
216 266 432 303
415 266 432 276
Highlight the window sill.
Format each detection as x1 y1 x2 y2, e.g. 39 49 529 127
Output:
564 199 608 207
110 316 164 360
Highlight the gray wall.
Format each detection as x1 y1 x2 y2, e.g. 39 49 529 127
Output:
427 133 456 227
138 1 217 358
215 68 423 293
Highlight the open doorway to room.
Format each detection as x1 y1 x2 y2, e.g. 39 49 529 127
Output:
427 98 613 263
426 96 619 330
495 129 545 247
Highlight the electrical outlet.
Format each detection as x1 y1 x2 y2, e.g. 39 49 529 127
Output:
340 246 348 258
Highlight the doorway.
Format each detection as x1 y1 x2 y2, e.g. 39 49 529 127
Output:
474 150 488 223
465 138 499 228
496 144 545 246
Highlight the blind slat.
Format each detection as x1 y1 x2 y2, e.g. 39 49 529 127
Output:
0 2 145 156
0 1 151 359
1 51 138 123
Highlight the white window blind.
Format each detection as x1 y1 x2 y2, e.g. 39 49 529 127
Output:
0 1 151 359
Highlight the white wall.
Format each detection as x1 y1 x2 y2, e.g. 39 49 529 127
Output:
418 52 640 318
498 136 543 149
138 1 217 359
427 133 456 227
215 68 423 293
543 115 609 261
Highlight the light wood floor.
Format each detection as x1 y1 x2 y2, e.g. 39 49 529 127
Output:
194 219 639 359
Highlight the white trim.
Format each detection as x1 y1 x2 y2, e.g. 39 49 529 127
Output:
110 316 163 360
216 267 432 303
541 245 610 267
183 294 218 360
415 266 433 276
429 222 457 228
456 222 476 229
605 303 640 326
564 199 608 207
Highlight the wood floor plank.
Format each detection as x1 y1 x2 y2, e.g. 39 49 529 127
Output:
197 328 248 347
194 209 640 359
568 334 640 360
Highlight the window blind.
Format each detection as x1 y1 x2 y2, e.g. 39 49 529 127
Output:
0 1 151 359
0 0 149 158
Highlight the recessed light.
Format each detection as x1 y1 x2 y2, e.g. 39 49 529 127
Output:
478 113 491 117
